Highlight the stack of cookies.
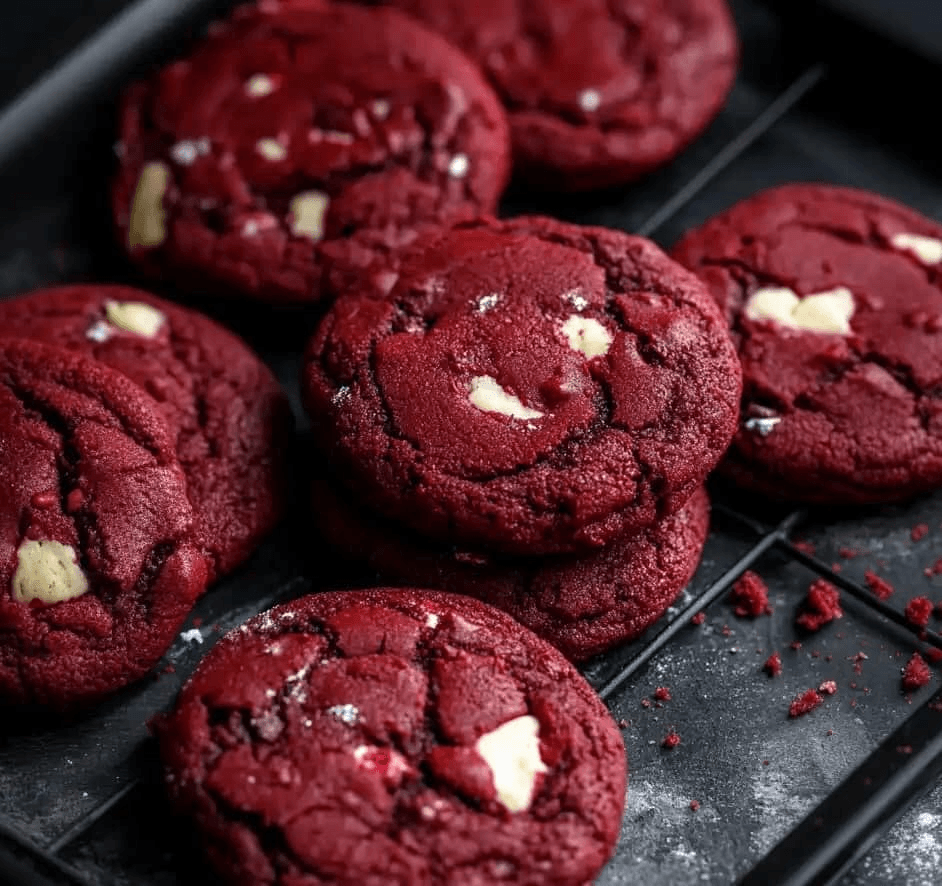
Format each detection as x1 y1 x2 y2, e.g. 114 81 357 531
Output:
0 286 292 708
302 215 742 660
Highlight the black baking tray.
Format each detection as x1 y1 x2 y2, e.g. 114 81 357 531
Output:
2 1 942 883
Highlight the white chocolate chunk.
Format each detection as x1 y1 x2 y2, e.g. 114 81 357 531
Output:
425 613 439 629
11 540 89 605
245 74 276 97
128 162 170 249
790 287 854 334
448 154 469 178
104 300 165 338
564 289 588 311
474 715 548 813
289 191 330 242
578 89 601 112
745 286 855 334
561 315 612 358
744 286 800 326
256 138 287 161
469 376 543 420
85 320 112 343
891 232 942 265
476 292 500 312
744 416 781 436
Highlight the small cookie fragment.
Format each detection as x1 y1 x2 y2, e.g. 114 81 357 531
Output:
789 689 823 718
112 1 511 303
0 339 208 707
796 580 843 632
729 571 772 618
905 596 933 628
155 589 627 886
901 652 932 692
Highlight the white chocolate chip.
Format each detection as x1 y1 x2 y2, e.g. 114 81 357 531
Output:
128 162 170 249
474 715 548 813
578 89 601 112
891 232 942 265
448 154 469 179
468 376 543 420
256 138 287 161
11 540 89 605
289 190 330 242
745 286 855 334
564 289 588 311
744 416 781 436
85 320 112 343
561 315 612 358
245 74 276 97
425 613 439 628
371 98 391 120
180 628 203 644
790 287 855 334
104 301 165 338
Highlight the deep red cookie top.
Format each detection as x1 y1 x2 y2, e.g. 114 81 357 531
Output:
0 339 208 708
0 285 293 579
672 184 942 503
314 472 709 661
156 589 626 886
112 0 511 303
381 0 738 190
304 215 740 554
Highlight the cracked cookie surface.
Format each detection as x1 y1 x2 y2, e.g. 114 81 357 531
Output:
0 285 293 580
112 0 511 303
304 215 740 554
375 0 738 191
672 183 942 503
313 472 709 661
0 339 208 707
156 588 626 886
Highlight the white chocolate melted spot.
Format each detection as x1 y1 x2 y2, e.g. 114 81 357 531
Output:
256 138 287 161
289 191 330 241
745 286 855 335
891 232 942 265
128 162 170 249
11 540 89 605
448 154 469 178
475 715 548 813
468 376 543 420
104 301 165 338
578 89 601 112
561 315 612 358
245 74 276 97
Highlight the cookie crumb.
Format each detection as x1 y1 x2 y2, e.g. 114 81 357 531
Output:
925 558 942 578
691 611 706 625
729 571 772 617
653 687 672 702
789 689 823 718
641 698 651 709
849 651 868 674
790 640 803 651
864 570 895 600
902 652 932 691
796 580 843 632
926 647 942 664
689 800 700 812
763 652 782 677
793 540 816 556
818 680 837 695
839 547 860 559
912 523 930 542
662 730 681 749
905 596 933 628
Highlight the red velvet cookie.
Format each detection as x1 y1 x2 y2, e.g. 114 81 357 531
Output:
376 0 739 191
0 339 208 708
155 588 626 886
0 285 293 579
112 1 511 303
672 184 942 503
304 215 740 555
312 473 709 661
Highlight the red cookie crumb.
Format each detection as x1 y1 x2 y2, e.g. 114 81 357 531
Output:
653 687 672 702
850 652 868 674
691 612 706 625
864 571 894 600
790 641 803 651
912 524 930 542
902 652 932 691
926 647 942 664
793 540 816 556
641 698 651 709
905 597 933 628
763 652 782 677
689 800 700 812
789 689 823 718
662 731 681 749
796 580 843 632
839 547 859 559
926 558 942 578
831 563 843 573
818 680 837 696
729 571 772 618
